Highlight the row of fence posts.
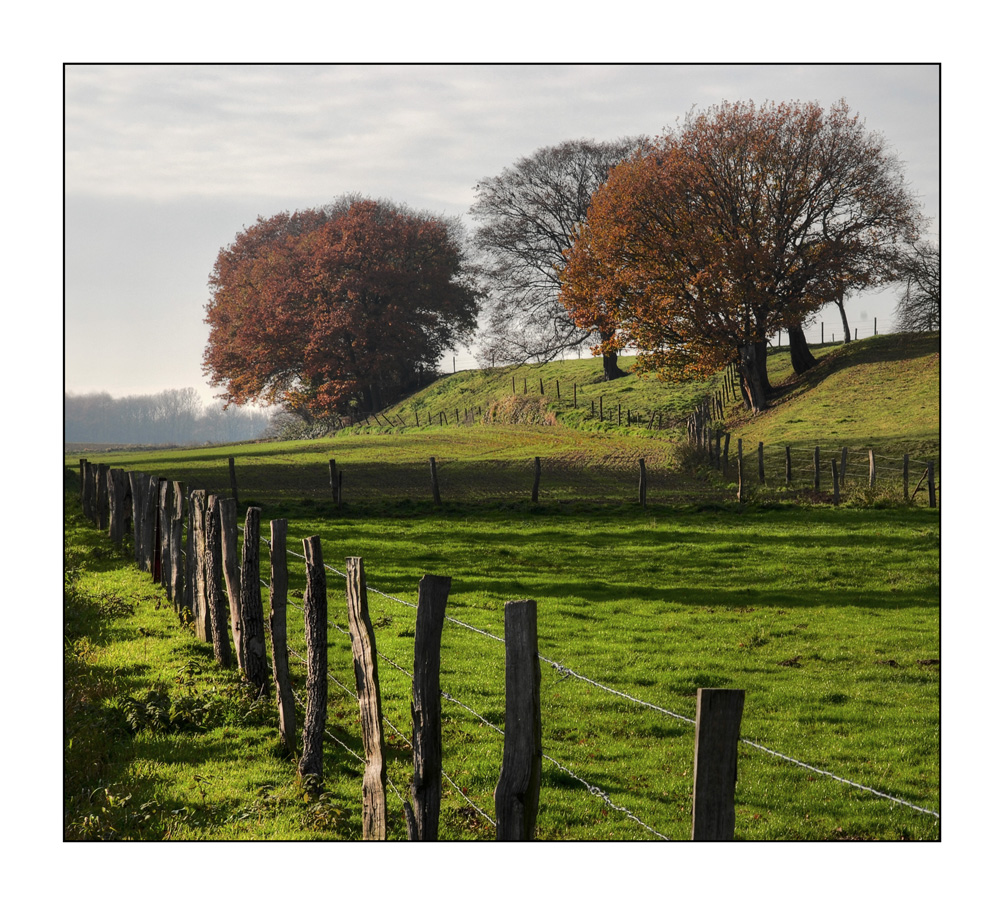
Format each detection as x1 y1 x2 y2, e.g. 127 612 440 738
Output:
76 458 749 840
685 426 938 506
326 455 652 509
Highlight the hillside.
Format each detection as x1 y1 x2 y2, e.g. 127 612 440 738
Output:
374 332 939 459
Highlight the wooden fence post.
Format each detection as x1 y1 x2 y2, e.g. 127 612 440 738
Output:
785 446 792 487
96 464 110 530
79 458 88 505
869 450 876 489
831 459 840 505
205 496 233 668
189 490 212 643
129 472 145 566
329 459 338 502
169 481 185 609
219 498 244 670
723 433 730 478
407 574 451 841
228 456 239 508
813 447 821 492
240 507 269 696
494 599 542 841
429 457 442 506
109 469 127 549
531 456 541 504
757 442 765 485
269 519 296 757
345 557 388 840
157 479 171 592
736 454 744 504
691 688 745 841
298 535 328 787
638 458 647 507
928 460 937 508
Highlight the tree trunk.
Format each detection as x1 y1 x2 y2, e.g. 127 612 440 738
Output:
788 324 818 374
601 349 625 381
737 344 769 413
835 289 852 343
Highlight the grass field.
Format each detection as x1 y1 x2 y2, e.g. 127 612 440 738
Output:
63 334 941 841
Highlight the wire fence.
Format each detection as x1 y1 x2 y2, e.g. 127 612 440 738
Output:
75 460 942 839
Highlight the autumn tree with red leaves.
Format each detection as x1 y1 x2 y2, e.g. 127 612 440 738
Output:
203 198 480 421
560 100 922 412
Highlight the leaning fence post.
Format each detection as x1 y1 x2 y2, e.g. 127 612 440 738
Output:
298 535 328 788
429 457 442 506
494 599 542 841
407 574 451 841
344 557 388 841
269 519 296 757
531 456 541 504
928 460 937 508
240 507 269 696
691 688 745 841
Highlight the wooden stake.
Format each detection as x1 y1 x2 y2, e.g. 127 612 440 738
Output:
494 599 542 841
219 498 244 670
205 496 233 668
240 507 269 696
407 574 451 841
691 688 745 841
345 557 387 841
298 536 328 786
269 519 296 757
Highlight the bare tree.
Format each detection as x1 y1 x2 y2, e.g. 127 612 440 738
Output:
893 240 940 332
469 137 643 379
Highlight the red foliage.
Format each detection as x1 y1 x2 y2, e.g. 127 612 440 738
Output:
203 200 479 419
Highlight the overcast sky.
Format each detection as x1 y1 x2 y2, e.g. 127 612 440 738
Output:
65 63 939 407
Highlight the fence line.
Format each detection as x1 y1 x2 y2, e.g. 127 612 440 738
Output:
75 460 941 837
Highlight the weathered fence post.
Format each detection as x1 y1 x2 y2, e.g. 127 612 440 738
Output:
638 458 647 507
228 456 239 508
189 490 212 643
129 472 145 566
785 446 792 487
869 450 876 489
79 458 88 505
298 536 328 787
269 519 296 757
240 507 269 696
831 459 840 505
531 456 541 504
109 468 127 549
169 481 185 609
691 688 745 841
205 496 233 668
429 457 441 506
494 599 542 841
757 442 765 485
96 464 110 530
811 447 820 492
157 479 172 592
723 433 730 478
407 574 451 841
345 557 388 841
928 460 937 508
82 461 94 522
219 498 244 669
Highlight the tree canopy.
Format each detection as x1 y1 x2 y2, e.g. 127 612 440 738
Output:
203 197 480 420
469 137 642 379
560 100 922 411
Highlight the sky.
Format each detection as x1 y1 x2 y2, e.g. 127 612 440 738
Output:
64 63 941 408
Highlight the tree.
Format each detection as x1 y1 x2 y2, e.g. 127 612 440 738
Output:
469 137 642 380
893 240 940 332
560 100 922 411
203 198 480 420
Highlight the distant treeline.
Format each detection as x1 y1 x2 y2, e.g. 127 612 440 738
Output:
64 388 273 445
